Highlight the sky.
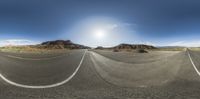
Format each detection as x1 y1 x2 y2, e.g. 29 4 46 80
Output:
0 0 200 47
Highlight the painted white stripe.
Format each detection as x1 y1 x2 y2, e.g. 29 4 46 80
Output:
5 54 66 60
187 49 200 76
0 50 87 89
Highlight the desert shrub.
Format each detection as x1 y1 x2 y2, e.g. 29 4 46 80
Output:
136 49 148 53
113 49 119 52
126 49 132 52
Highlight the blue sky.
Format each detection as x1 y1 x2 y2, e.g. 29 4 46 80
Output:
0 0 200 47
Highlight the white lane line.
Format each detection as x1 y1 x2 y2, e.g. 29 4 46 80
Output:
0 50 87 89
187 49 200 76
5 54 66 61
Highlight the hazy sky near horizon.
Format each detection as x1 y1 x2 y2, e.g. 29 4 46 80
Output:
1 0 200 47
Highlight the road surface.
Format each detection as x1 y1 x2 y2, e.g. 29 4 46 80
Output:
0 49 199 99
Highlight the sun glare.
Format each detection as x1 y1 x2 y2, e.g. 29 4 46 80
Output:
94 29 106 39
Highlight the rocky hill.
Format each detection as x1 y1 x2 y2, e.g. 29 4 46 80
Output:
36 40 90 49
113 43 156 49
94 43 156 51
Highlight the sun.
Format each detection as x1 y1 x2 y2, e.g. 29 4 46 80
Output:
94 29 106 39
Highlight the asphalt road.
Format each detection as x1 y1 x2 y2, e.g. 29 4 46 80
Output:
0 49 200 99
93 49 200 86
0 50 85 86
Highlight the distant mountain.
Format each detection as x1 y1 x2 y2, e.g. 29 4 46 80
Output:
156 46 186 51
95 46 104 49
157 46 185 48
36 40 90 49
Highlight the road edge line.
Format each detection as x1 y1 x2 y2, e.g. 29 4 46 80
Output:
6 54 65 60
187 49 200 76
0 50 87 89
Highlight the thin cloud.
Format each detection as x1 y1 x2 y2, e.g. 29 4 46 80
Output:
0 39 39 47
105 24 118 30
168 41 200 47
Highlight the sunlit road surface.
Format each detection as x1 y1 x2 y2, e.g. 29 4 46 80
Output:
0 49 200 99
